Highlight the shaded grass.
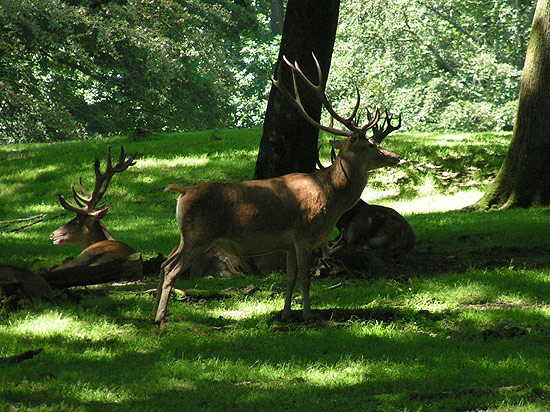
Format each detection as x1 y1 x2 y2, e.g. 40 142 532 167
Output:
2 267 550 412
2 128 550 411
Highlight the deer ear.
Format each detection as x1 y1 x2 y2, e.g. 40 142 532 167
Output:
90 207 109 220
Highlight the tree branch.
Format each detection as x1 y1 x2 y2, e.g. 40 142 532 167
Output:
0 349 42 364
425 4 484 48
402 17 459 77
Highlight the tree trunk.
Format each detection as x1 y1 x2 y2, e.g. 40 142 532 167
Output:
270 0 284 36
474 0 550 209
254 0 340 179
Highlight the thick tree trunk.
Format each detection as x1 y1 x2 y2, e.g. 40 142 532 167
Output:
475 0 550 209
254 0 340 179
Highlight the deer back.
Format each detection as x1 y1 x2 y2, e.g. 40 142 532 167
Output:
52 240 137 271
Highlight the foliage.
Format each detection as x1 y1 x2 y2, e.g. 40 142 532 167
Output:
0 0 536 143
2 131 550 411
0 0 272 143
328 0 533 131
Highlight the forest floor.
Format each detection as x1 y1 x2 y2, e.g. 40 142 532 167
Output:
1 129 550 412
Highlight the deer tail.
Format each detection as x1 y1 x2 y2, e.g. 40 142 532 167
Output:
164 184 188 194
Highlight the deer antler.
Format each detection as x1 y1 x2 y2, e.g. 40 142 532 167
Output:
58 146 138 215
272 52 381 137
316 145 338 171
368 109 402 143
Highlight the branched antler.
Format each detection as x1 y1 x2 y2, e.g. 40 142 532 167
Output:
58 146 138 215
367 109 402 143
272 52 381 137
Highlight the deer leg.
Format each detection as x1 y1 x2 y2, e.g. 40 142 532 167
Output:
153 244 182 319
295 242 313 322
154 258 184 326
282 249 297 322
153 246 203 326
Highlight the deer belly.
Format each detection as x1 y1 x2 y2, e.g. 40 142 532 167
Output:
213 232 293 257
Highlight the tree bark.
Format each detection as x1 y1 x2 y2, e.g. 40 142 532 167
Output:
270 0 284 36
254 0 340 179
474 0 550 209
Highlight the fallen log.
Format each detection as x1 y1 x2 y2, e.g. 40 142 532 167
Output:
1 253 142 303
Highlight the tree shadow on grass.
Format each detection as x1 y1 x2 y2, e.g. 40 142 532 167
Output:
2 300 550 412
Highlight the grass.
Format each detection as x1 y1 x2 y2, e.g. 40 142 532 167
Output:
2 128 550 411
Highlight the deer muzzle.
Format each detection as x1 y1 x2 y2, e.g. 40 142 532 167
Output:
50 228 67 245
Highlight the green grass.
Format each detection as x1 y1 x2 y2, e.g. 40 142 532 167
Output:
2 128 550 411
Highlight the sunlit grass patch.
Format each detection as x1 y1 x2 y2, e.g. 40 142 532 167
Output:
135 155 210 169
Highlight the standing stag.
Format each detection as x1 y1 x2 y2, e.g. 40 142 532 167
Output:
154 53 403 326
50 146 138 270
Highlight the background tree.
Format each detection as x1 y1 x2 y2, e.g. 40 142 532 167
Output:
474 0 550 209
254 0 340 179
0 0 268 143
270 0 284 36
0 0 537 144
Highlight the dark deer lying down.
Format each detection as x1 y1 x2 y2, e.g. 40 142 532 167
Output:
154 53 403 326
50 146 138 270
337 200 415 254
317 114 414 255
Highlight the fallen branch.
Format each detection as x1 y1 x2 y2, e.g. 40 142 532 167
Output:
2 213 67 233
173 288 233 301
409 384 528 400
0 214 44 225
139 284 258 301
0 349 43 364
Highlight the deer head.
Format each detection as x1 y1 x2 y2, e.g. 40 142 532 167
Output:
273 52 401 180
50 146 138 248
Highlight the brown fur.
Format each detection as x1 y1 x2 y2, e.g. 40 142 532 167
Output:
154 133 401 325
337 201 415 254
51 145 138 270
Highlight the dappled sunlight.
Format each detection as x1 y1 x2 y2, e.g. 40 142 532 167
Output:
11 311 75 337
4 129 550 411
402 132 510 147
134 156 210 170
6 310 126 342
214 299 280 320
369 189 483 214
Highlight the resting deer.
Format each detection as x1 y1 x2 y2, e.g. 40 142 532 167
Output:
154 53 403 325
336 201 415 254
50 146 138 271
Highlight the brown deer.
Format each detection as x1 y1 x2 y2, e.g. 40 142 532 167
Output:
154 53 403 326
50 146 138 271
336 201 415 254
317 114 415 255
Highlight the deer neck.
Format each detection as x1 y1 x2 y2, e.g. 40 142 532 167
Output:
327 152 370 212
83 222 114 248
